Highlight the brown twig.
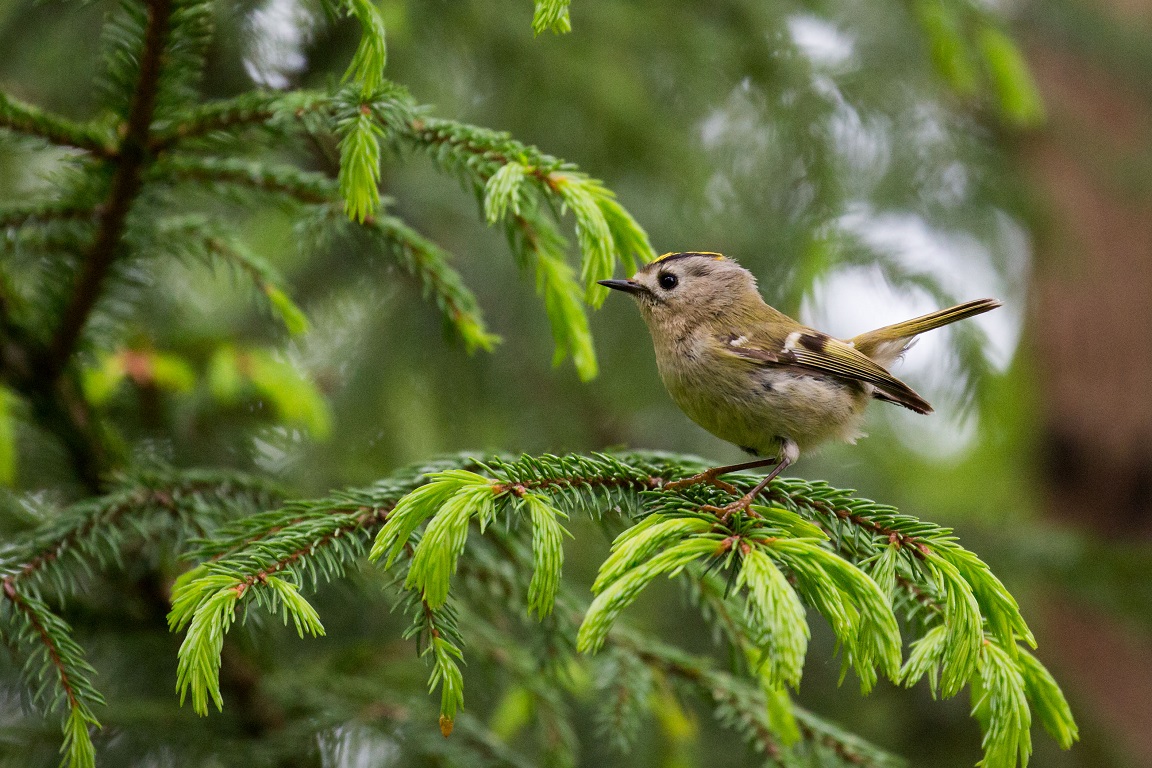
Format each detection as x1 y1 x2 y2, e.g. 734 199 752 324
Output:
2 579 82 710
232 505 392 595
762 486 930 557
161 158 337 205
492 472 664 497
408 118 563 191
6 479 271 588
47 0 175 377
0 93 115 157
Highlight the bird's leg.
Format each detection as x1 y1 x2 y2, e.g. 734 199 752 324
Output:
701 438 799 522
664 456 779 496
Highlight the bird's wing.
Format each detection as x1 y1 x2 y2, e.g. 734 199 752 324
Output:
719 326 934 414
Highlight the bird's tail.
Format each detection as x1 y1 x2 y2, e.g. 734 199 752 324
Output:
851 298 1001 360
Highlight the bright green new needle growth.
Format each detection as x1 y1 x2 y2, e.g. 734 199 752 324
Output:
154 451 1077 768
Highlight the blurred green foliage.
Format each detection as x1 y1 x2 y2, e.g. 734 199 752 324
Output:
0 0 1132 765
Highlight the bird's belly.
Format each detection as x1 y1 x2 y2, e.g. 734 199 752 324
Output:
661 361 868 456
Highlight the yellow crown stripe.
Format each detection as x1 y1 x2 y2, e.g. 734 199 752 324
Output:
653 251 726 263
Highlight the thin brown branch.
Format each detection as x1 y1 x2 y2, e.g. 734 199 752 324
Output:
47 0 175 377
2 578 81 710
493 472 664 497
762 485 930 557
159 156 337 205
0 203 100 230
232 505 393 593
7 478 276 588
0 92 115 157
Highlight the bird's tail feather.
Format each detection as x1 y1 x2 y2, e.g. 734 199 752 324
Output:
852 298 1001 354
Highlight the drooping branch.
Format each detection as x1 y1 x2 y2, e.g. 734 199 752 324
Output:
622 639 904 767
156 154 338 205
47 0 175 377
0 91 115 156
2 470 283 595
457 525 901 767
361 215 502 353
1 581 103 766
150 90 332 149
0 202 101 230
2 581 85 712
164 451 1075 767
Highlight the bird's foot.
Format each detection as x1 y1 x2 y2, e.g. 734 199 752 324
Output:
664 470 740 496
701 493 761 523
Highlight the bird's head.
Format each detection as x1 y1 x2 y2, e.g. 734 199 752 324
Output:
599 252 763 332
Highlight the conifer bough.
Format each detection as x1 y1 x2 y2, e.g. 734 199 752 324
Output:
0 1 1066 766
166 451 1076 768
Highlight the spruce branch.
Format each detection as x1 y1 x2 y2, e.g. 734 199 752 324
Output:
1 583 103 768
405 115 654 299
146 216 310 335
49 0 176 377
169 452 1075 767
155 154 338 205
153 150 500 349
150 90 331 149
154 156 496 347
0 471 272 755
511 212 599 379
169 499 400 716
464 525 900 766
1 469 283 597
129 82 652 378
0 91 115 156
154 0 213 115
401 591 466 737
188 454 481 562
624 637 904 767
0 202 100 231
342 0 388 98
336 105 385 222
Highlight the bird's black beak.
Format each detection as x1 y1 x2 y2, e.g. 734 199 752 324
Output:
598 279 645 295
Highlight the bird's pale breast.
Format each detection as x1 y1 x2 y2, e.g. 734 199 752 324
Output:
655 331 869 456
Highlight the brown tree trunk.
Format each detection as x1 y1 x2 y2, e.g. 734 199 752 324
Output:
1019 3 1152 762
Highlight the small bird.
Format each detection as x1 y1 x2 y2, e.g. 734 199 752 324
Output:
599 251 1000 517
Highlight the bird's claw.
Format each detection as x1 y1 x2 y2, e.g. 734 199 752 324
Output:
665 472 740 496
701 495 761 523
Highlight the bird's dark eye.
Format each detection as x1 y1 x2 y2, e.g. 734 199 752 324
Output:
658 272 679 290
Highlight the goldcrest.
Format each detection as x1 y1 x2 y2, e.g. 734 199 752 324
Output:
599 251 999 515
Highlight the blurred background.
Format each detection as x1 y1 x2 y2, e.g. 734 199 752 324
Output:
1 0 1150 765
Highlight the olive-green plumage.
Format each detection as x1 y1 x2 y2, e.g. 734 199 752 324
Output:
599 252 999 482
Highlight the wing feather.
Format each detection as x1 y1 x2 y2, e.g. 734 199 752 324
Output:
721 328 933 414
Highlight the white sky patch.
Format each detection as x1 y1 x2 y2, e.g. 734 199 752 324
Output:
244 0 313 90
818 204 1027 371
787 15 856 70
814 74 891 191
801 206 1031 457
319 724 400 768
699 79 776 211
700 79 772 158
